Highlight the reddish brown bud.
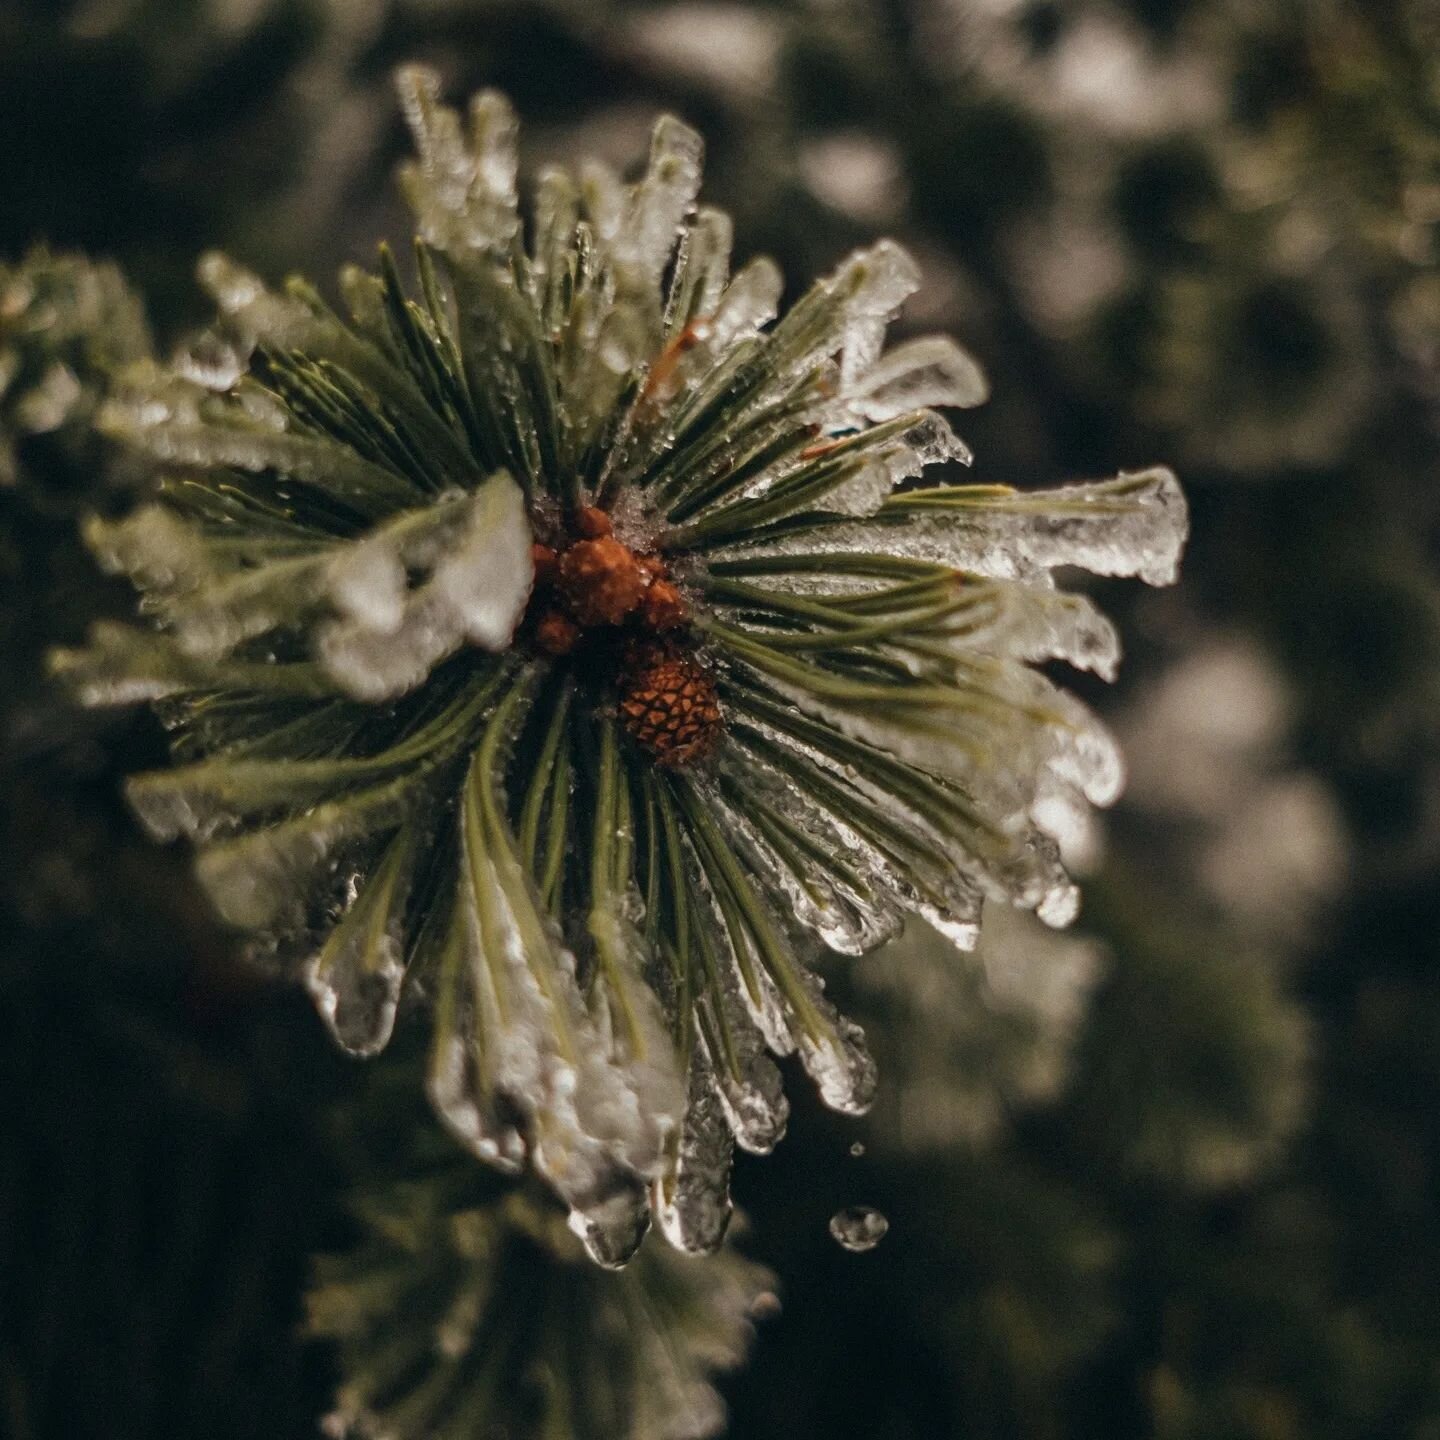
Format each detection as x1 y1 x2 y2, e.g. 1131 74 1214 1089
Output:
558 536 647 627
573 505 613 539
641 578 688 632
534 609 581 656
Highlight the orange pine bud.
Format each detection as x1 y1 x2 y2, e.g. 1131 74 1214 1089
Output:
558 536 647 627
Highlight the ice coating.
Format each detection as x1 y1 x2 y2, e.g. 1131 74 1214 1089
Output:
0 248 155 492
895 467 1187 584
653 1060 737 1254
317 474 534 700
796 1004 878 1116
57 67 1189 1267
707 467 1187 588
395 67 520 256
197 251 320 354
817 413 974 519
693 948 790 1157
721 701 989 949
84 474 533 704
707 257 783 352
711 760 906 957
100 392 421 518
303 826 418 1056
616 114 706 292
435 707 684 1269
719 652 1120 926
846 334 991 420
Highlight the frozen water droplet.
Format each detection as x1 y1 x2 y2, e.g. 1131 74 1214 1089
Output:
174 332 246 391
849 1141 866 1158
829 1205 888 1252
568 1182 650 1270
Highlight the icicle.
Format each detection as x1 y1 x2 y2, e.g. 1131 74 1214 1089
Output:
964 581 1123 680
816 413 972 517
770 240 921 388
847 334 989 419
394 66 520 256
726 706 987 949
194 775 422 930
567 1182 653 1272
196 252 316 354
425 916 528 1174
677 206 734 331
530 166 580 316
173 329 247 391
694 971 790 1157
710 763 903 957
49 623 205 707
708 257 784 351
719 467 1187 586
615 114 705 292
795 998 878 1117
580 160 626 244
653 1061 735 1255
893 467 1188 584
304 825 418 1056
584 895 688 1189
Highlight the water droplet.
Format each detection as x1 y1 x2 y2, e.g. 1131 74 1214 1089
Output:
849 1141 866 1158
829 1205 888 1252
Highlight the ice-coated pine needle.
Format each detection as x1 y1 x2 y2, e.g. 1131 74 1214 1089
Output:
54 64 1188 1266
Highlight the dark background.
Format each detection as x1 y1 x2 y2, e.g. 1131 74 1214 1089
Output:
2 1 1438 1436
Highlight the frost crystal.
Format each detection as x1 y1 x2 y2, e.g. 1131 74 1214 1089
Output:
56 67 1187 1263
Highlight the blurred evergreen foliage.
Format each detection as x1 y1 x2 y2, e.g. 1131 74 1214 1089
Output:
2 1 1438 1437
307 1046 773 1440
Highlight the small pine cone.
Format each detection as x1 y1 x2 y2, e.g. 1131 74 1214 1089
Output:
619 642 723 767
559 536 647 627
